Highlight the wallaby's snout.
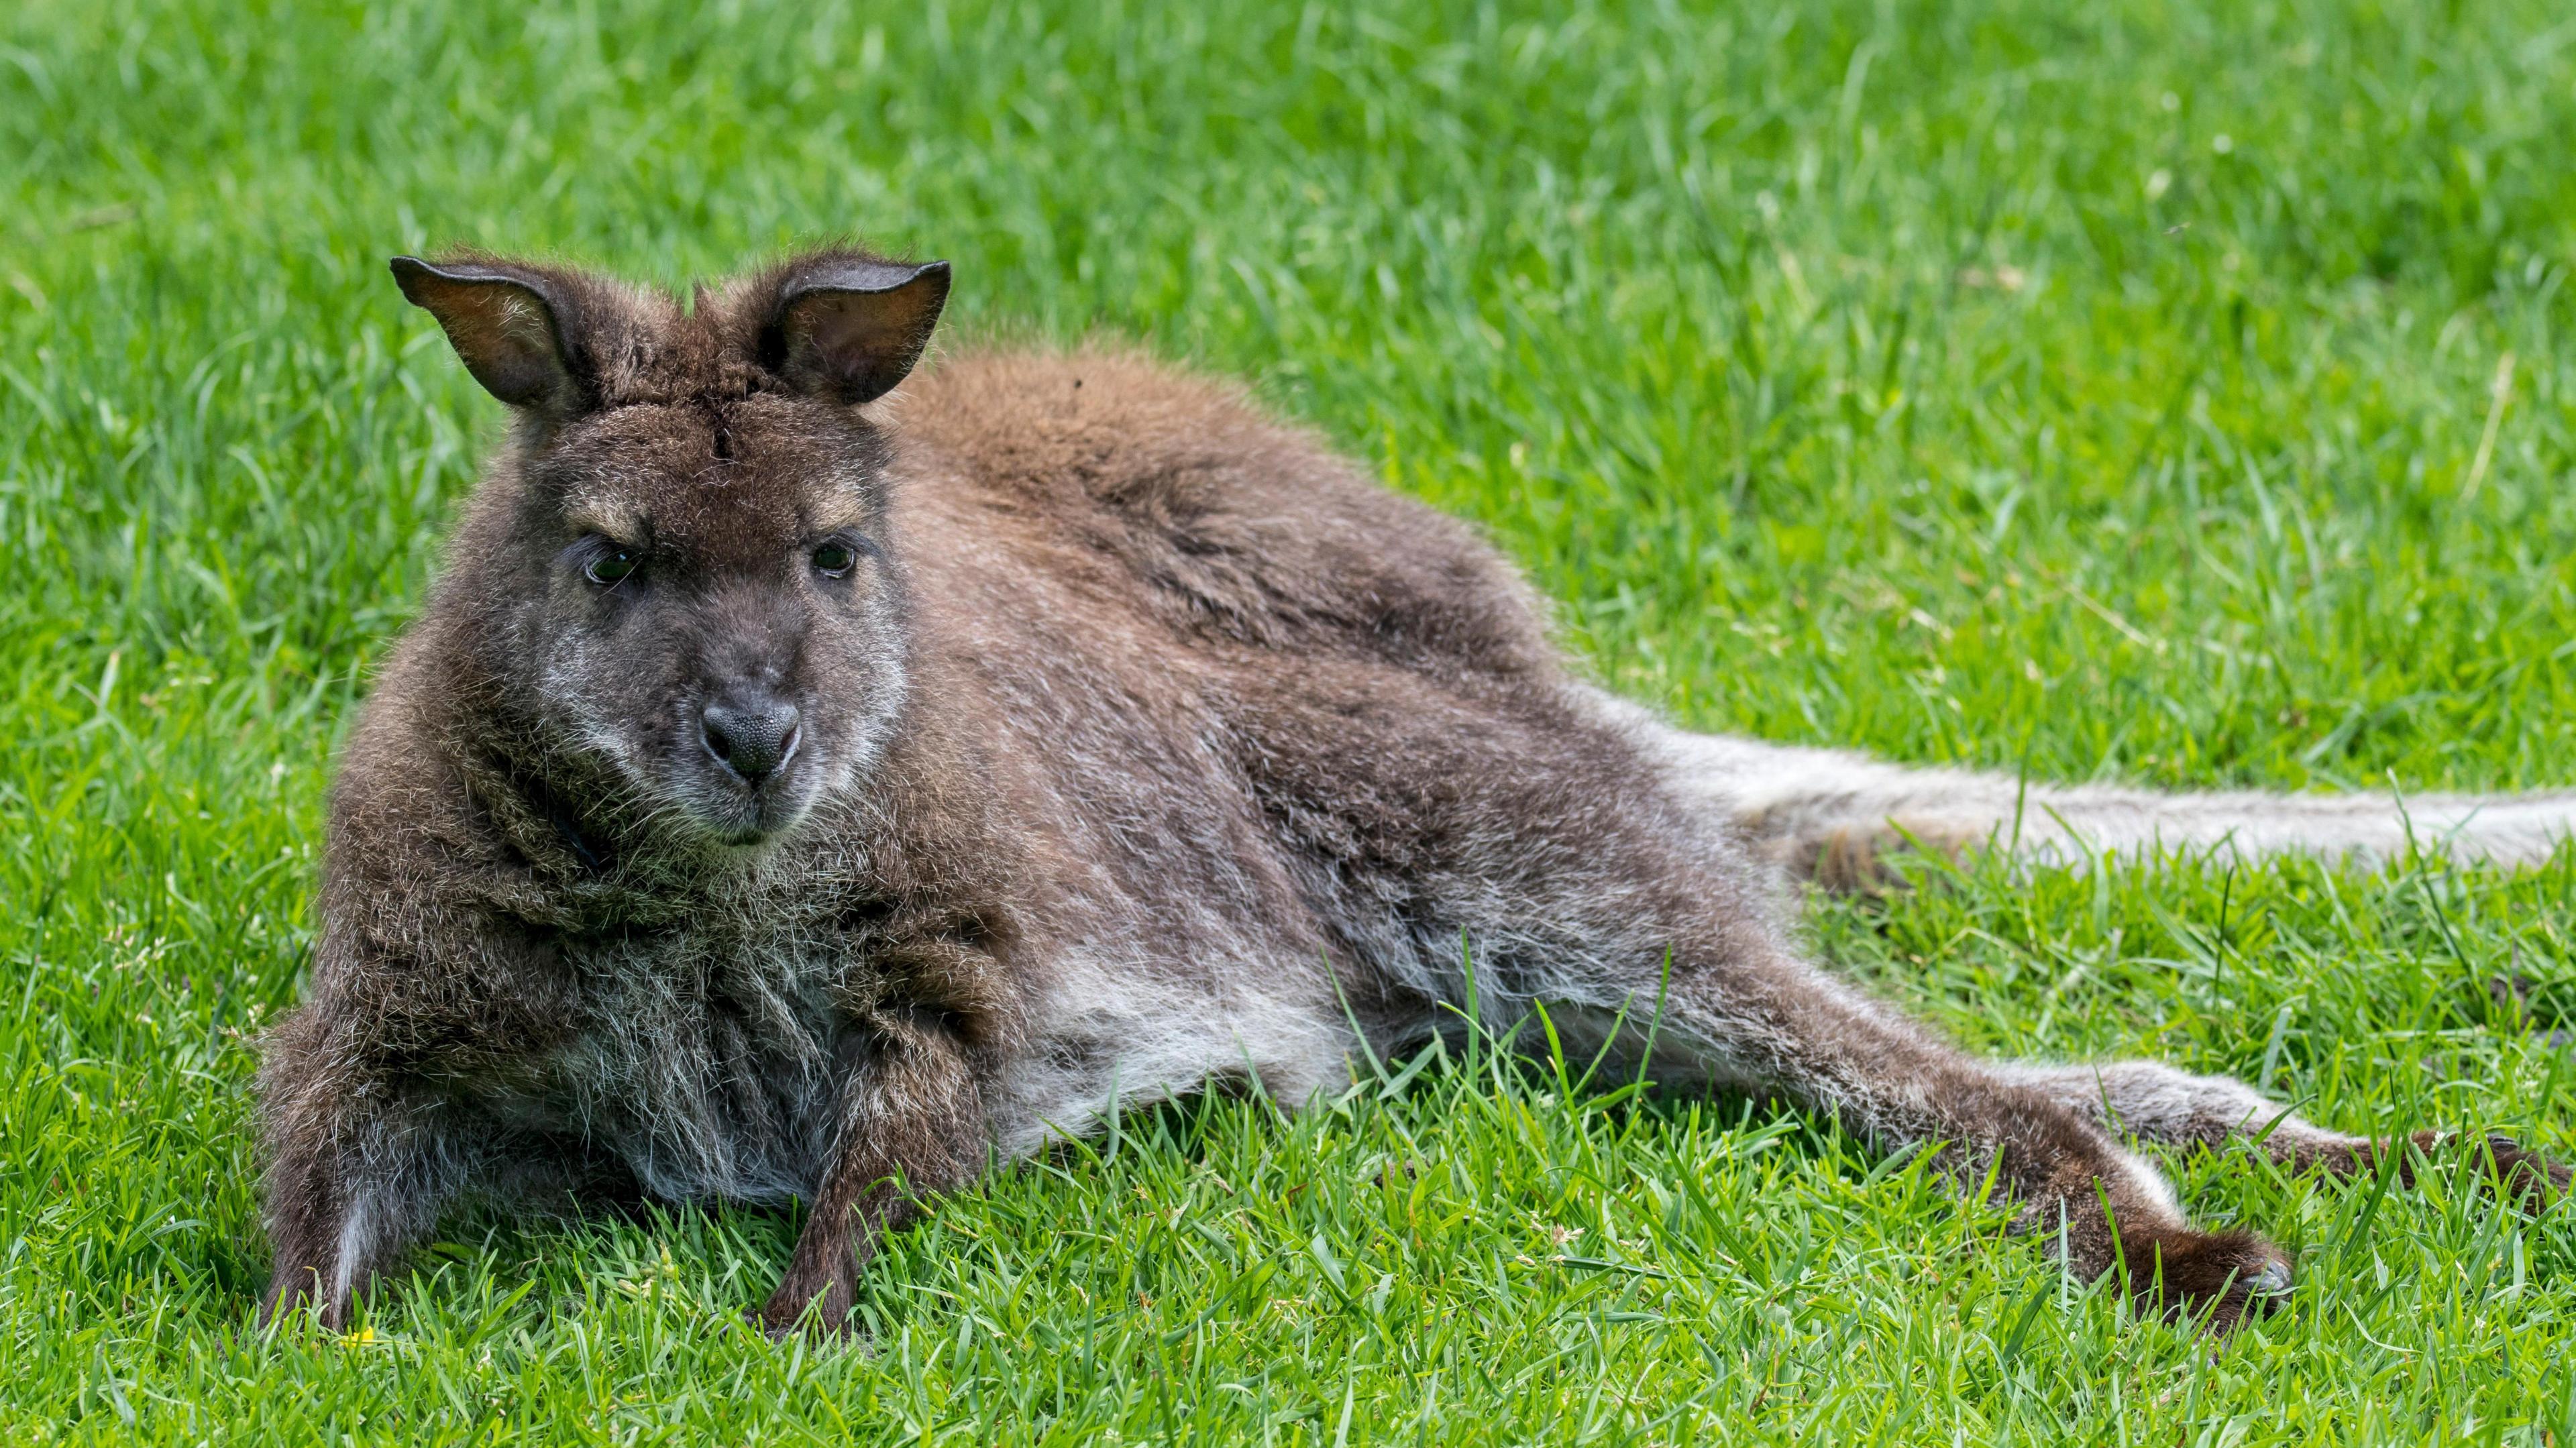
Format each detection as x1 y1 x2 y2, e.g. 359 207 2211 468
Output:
700 691 802 785
690 673 811 843
676 583 831 841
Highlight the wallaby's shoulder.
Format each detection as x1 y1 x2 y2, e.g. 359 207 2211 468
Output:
891 345 1558 679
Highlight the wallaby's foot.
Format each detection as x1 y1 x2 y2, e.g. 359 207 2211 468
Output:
2417 1132 2571 1209
2467 1134 2574 1207
2114 1227 2294 1333
2310 1131 2571 1209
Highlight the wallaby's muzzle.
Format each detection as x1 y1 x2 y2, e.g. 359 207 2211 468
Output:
700 693 802 786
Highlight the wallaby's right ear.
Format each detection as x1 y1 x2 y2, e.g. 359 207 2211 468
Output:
390 256 588 413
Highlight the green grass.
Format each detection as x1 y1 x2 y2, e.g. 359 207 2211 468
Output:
5 0 2576 1439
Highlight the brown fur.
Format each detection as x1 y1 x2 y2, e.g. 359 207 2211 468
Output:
257 249 2565 1339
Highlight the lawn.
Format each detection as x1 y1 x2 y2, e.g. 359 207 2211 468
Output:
5 0 2576 1440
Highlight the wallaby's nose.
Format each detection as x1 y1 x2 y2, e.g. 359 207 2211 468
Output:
700 695 802 785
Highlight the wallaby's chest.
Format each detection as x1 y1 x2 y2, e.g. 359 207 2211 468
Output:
514 922 857 1205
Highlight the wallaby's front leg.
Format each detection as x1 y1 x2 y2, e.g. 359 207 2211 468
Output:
757 1011 987 1335
257 1023 464 1330
260 1130 455 1331
1653 948 2293 1329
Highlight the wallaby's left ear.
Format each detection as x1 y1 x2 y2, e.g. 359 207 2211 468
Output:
765 258 951 405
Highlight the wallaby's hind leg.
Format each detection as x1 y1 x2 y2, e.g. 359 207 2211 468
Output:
1327 690 2289 1329
2002 1060 2571 1205
1628 946 2294 1330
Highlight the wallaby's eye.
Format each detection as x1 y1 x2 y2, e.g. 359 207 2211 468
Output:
811 540 857 578
584 548 641 586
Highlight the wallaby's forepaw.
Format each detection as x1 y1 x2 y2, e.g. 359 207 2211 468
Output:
2121 1227 2293 1334
256 1267 350 1335
752 1272 859 1339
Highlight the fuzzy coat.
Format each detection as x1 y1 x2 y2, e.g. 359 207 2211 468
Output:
258 251 2573 1336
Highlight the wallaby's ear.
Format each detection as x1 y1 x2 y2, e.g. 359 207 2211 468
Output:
765 258 951 406
390 256 588 412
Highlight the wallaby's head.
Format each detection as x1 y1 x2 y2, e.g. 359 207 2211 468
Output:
394 249 950 848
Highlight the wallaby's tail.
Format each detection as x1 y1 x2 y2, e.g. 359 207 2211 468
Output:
1599 695 2576 890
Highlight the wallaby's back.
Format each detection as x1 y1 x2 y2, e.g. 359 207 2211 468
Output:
892 348 1560 687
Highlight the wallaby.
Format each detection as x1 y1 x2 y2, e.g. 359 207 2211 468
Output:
258 248 2575 1339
